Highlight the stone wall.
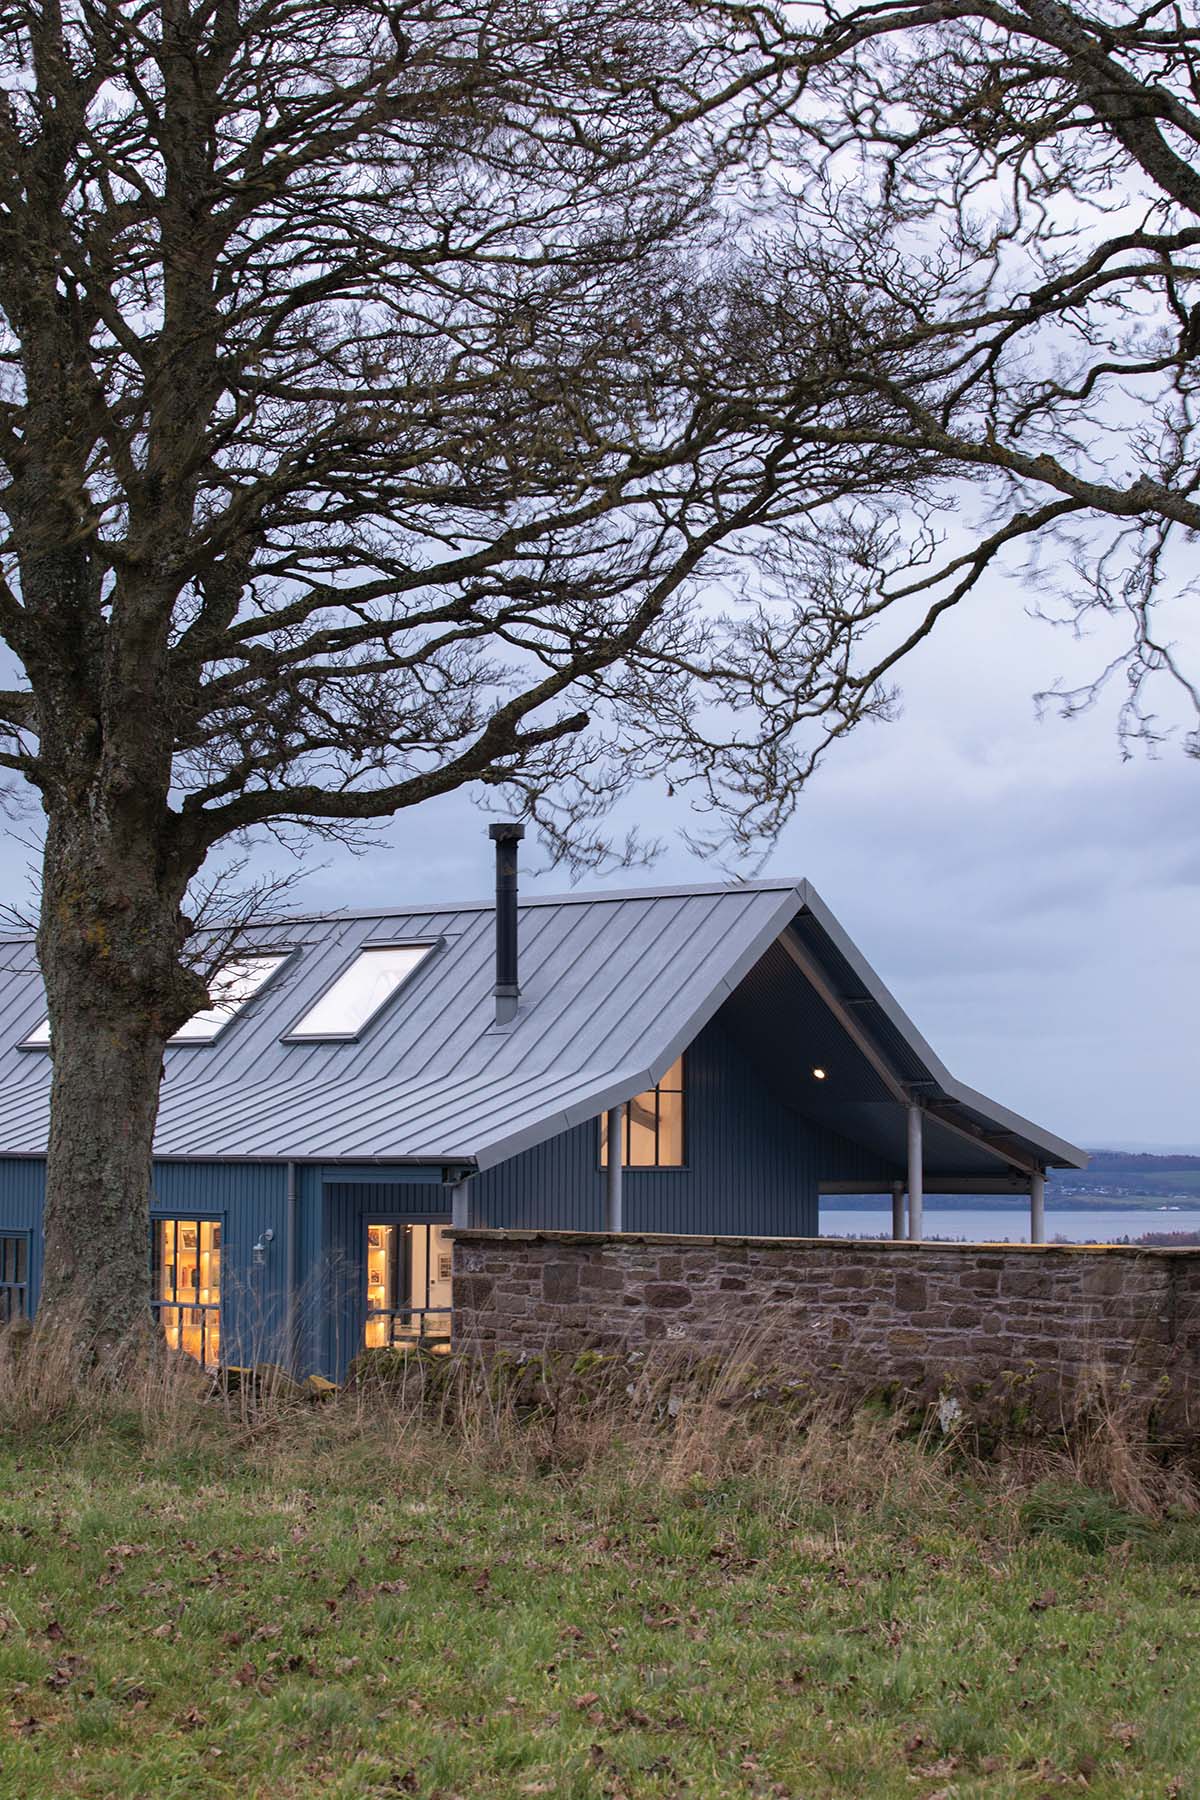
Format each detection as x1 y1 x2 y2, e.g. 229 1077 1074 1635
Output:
450 1229 1200 1421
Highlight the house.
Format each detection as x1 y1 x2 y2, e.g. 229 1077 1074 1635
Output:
0 828 1086 1379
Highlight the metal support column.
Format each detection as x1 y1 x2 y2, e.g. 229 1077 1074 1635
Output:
1030 1168 1046 1245
284 1162 298 1375
451 1180 470 1230
605 1104 624 1233
891 1180 906 1241
906 1103 924 1242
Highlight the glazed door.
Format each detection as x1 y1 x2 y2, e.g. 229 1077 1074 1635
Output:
364 1222 453 1348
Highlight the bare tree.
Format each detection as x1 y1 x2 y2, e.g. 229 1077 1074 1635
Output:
10 0 1187 1356
741 0 1200 755
0 0 954 1354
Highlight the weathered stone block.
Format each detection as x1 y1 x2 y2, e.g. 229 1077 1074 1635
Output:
542 1262 579 1303
452 1275 494 1310
643 1282 693 1309
895 1272 927 1313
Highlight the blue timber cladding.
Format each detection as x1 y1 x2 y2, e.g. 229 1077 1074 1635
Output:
0 1159 46 1312
473 1012 894 1238
322 1180 449 1377
0 1010 889 1379
150 1161 290 1371
0 876 1087 1382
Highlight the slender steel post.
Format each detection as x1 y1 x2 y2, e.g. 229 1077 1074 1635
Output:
906 1103 924 1241
1030 1169 1046 1245
891 1180 906 1241
605 1104 624 1233
451 1179 470 1229
285 1161 298 1374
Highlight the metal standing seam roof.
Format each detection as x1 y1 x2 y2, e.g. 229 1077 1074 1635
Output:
0 877 1087 1176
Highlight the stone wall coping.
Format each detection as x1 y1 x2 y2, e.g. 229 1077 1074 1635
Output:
446 1227 1200 1261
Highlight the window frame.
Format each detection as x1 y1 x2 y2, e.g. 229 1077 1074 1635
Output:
0 1231 30 1325
598 1054 687 1172
150 1212 224 1369
361 1215 453 1349
283 939 441 1044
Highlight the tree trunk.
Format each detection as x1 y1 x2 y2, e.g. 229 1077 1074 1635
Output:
36 812 205 1366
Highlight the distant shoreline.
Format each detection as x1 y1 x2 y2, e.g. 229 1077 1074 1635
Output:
828 1194 1200 1213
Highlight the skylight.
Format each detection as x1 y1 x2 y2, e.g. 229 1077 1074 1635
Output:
20 951 289 1049
170 953 291 1043
286 943 435 1041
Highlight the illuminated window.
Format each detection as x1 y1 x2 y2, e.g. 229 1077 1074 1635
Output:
600 1057 685 1168
288 943 435 1040
152 1218 221 1367
21 952 287 1049
0 1235 28 1324
364 1223 452 1348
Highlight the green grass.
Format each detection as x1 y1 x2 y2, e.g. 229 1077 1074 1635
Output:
1 1419 1199 1799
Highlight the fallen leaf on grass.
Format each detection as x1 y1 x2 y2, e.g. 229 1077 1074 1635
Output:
1029 1589 1058 1613
45 1658 87 1692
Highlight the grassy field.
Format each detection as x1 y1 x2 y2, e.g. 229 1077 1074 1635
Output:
1 1395 1200 1800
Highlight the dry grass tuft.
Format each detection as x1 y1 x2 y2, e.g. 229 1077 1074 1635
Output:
3 1317 1196 1524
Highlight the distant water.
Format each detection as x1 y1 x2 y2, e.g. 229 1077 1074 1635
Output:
820 1204 1200 1245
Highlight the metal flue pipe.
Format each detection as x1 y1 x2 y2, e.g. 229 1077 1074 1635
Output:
488 821 524 1025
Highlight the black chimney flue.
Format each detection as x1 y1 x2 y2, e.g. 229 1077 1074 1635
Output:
488 821 524 1024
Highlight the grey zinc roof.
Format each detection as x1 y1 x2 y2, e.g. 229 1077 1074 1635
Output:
0 877 1086 1174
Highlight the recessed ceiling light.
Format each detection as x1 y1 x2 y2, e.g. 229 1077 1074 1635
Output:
812 1066 827 1080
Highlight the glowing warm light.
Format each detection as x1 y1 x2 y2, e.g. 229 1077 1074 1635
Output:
812 1067 827 1080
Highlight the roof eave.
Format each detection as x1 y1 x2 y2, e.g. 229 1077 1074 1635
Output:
795 885 1089 1173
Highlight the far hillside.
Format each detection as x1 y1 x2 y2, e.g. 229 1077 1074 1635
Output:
1049 1151 1200 1203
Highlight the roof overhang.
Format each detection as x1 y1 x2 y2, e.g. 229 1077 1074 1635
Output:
778 887 1087 1175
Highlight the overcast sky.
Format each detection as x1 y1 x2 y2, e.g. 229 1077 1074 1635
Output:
1 559 1196 1154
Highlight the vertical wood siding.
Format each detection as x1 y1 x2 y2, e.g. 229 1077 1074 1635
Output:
474 1013 893 1237
150 1161 289 1369
0 1160 45 1311
322 1181 448 1379
0 1008 897 1378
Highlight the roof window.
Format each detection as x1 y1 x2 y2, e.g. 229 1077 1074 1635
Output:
20 951 289 1049
286 943 435 1041
170 954 291 1043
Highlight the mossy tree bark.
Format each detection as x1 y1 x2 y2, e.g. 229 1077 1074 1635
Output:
36 822 204 1361
26 548 207 1359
